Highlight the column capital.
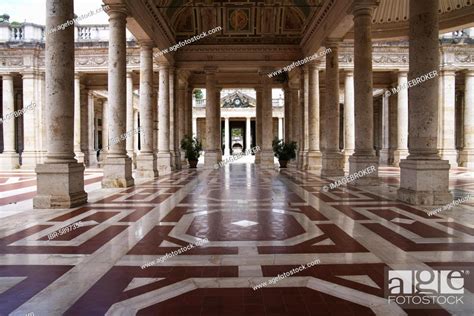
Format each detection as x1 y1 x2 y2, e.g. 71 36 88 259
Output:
126 71 133 78
351 0 379 16
397 69 408 75
1 73 14 80
139 39 155 48
308 60 321 70
158 62 170 70
74 72 81 80
440 68 456 76
323 38 342 49
465 69 474 77
204 66 218 74
22 71 37 80
105 4 128 18
342 69 354 76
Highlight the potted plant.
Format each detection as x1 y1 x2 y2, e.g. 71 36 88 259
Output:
272 137 297 168
180 135 202 168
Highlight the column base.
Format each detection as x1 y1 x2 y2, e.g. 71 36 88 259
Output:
180 150 187 168
343 149 354 171
459 149 474 169
21 151 42 169
33 162 87 209
254 152 261 164
74 151 85 164
174 152 182 170
170 150 177 170
379 149 391 166
439 149 458 167
0 152 20 170
205 150 220 168
297 151 304 169
127 150 137 169
393 149 408 167
157 152 172 175
86 152 98 167
307 150 322 171
260 150 275 169
102 156 134 188
348 155 380 186
321 152 344 177
397 159 453 205
136 154 158 178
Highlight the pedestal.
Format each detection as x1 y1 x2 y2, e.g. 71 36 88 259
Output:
102 157 134 188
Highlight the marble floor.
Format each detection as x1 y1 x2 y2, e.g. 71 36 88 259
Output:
0 164 473 315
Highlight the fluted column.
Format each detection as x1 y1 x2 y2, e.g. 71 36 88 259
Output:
321 40 344 177
307 62 322 170
0 74 20 169
290 84 300 168
348 1 379 185
133 109 139 154
224 117 230 156
136 42 158 178
460 71 474 168
102 4 134 187
186 85 193 137
157 63 172 174
126 71 135 162
439 69 458 166
398 0 452 205
34 0 87 208
255 87 263 164
204 67 220 167
21 72 41 169
86 92 97 165
379 92 391 165
80 86 89 166
283 85 292 142
393 71 409 165
73 74 84 163
343 70 355 168
260 70 274 168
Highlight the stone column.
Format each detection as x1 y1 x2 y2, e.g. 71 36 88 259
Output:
21 72 41 169
0 74 20 169
87 92 97 165
80 87 89 166
177 80 187 167
439 69 458 166
255 87 263 164
169 67 177 170
204 67 219 167
307 62 322 170
101 100 108 161
290 85 300 168
393 71 409 165
186 85 193 137
321 40 344 177
246 116 252 151
136 42 158 178
398 0 452 205
215 87 222 161
157 63 172 174
192 117 197 138
460 70 474 168
343 70 355 168
348 2 379 185
102 4 134 188
73 74 84 163
224 117 230 156
126 71 135 162
260 70 274 168
133 109 139 154
379 93 391 165
283 85 292 142
278 117 283 140
297 68 306 169
301 65 310 170
34 0 87 208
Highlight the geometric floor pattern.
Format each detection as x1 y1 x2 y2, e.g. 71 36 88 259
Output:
0 165 473 315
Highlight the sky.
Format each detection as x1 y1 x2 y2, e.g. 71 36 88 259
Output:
0 0 110 25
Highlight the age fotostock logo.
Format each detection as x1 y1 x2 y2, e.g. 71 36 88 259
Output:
386 269 471 308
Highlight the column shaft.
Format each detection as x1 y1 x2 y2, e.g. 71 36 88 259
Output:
348 2 379 185
284 86 292 142
260 73 274 167
343 71 355 167
307 63 322 170
224 117 230 156
255 87 263 164
321 41 344 177
126 72 135 160
87 92 97 165
398 0 452 205
0 74 20 169
204 69 219 167
34 0 87 208
460 71 474 168
157 64 172 174
393 71 409 165
73 74 84 163
102 5 134 187
439 70 458 166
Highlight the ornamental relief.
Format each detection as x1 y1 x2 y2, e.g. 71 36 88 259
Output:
0 57 23 67
455 53 474 63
